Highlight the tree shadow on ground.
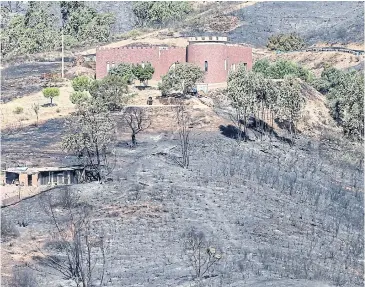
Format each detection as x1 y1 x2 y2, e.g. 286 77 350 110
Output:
219 125 253 141
41 103 58 108
219 119 294 145
274 118 300 135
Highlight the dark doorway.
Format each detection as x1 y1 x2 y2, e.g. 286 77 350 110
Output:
28 174 32 186
5 172 19 185
205 61 208 72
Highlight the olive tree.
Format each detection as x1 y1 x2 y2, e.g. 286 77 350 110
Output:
108 63 135 84
159 63 204 96
133 62 155 86
89 75 129 111
70 91 90 105
62 98 116 182
71 75 93 92
267 33 306 51
327 71 364 139
42 87 60 106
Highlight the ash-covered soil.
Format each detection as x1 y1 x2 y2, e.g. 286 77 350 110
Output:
187 1 364 47
1 62 71 103
1 130 363 287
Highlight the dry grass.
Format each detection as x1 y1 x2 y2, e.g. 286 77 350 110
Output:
1 82 75 130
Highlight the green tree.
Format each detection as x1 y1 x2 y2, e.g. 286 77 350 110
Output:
267 33 306 52
42 87 60 105
227 66 278 141
70 91 90 105
71 75 93 92
159 63 204 96
327 71 364 139
63 98 116 182
89 75 129 111
133 62 155 85
254 59 314 82
109 63 136 84
252 58 270 75
132 1 192 27
313 66 344 94
1 2 59 58
63 6 115 44
60 1 85 25
275 76 305 139
1 1 115 58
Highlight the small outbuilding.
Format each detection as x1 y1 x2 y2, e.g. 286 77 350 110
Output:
3 166 83 187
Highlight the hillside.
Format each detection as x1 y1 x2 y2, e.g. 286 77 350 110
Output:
2 1 363 52
82 1 365 47
1 2 364 287
2 121 363 286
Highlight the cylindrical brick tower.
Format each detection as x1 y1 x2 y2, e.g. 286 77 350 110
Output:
187 36 252 83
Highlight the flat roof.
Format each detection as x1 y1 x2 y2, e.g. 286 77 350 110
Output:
4 166 83 174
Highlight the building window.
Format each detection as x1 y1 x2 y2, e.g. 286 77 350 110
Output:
141 62 145 68
111 62 115 68
243 63 247 70
205 61 208 72
106 62 110 72
224 60 227 71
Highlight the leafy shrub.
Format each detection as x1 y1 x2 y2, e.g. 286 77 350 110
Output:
267 33 306 52
89 75 129 111
133 62 155 85
71 75 93 92
42 87 60 105
253 59 314 82
13 106 24 114
252 58 270 75
109 63 136 84
321 68 364 139
70 91 90 105
159 63 204 96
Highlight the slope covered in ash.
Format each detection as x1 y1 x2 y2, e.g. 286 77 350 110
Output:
228 1 364 46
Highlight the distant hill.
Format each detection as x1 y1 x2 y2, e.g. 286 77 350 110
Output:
1 1 363 58
183 1 364 47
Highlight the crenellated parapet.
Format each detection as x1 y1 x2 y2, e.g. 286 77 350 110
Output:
96 45 182 51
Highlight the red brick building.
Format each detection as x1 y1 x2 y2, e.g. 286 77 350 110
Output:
96 36 252 84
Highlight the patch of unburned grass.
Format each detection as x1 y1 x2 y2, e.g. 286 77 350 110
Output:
1 82 75 130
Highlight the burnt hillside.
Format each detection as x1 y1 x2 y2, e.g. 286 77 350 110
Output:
3 1 363 47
